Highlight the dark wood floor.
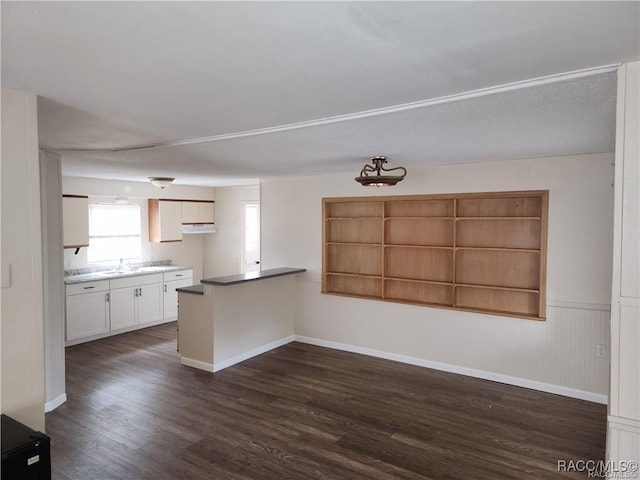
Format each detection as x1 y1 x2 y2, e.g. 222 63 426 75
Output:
46 322 606 479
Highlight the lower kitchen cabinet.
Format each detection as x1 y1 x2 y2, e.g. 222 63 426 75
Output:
109 274 163 332
163 270 194 321
66 280 110 341
138 283 164 325
109 286 137 330
66 269 192 345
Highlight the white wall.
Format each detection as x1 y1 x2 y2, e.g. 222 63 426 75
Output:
62 177 215 283
203 185 260 278
1 89 46 430
40 150 66 412
261 153 614 401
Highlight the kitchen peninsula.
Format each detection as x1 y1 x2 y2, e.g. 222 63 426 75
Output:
177 267 306 372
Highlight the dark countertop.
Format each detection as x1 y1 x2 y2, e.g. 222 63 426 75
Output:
176 284 204 296
201 267 306 286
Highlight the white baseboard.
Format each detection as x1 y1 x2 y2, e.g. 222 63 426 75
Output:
181 357 214 372
213 335 295 372
294 335 608 405
44 393 67 413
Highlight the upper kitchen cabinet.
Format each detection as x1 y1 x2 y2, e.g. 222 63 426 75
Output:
182 201 215 224
149 199 182 243
62 195 89 249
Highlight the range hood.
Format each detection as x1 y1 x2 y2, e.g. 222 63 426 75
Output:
182 224 216 234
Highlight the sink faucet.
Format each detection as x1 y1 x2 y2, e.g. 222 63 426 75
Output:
118 258 132 271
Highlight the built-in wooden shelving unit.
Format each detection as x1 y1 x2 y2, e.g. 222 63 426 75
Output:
322 191 548 319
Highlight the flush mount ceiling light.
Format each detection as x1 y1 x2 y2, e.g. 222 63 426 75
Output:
355 156 407 187
148 177 175 189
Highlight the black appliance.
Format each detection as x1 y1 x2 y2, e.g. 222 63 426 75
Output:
1 414 51 480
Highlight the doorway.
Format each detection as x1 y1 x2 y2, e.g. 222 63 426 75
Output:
241 202 260 273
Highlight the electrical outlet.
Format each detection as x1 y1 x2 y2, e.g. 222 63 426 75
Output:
596 344 606 358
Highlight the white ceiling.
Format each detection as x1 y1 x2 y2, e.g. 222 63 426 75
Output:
2 2 639 186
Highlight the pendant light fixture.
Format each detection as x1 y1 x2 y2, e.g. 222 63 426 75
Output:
148 177 175 189
355 156 407 187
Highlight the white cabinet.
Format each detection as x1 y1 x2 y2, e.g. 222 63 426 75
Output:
65 280 109 341
163 270 194 321
66 269 192 345
62 195 89 248
138 282 164 325
109 286 137 330
181 201 214 224
149 199 182 243
110 274 163 331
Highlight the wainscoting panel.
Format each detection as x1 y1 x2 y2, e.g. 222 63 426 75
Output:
294 278 610 402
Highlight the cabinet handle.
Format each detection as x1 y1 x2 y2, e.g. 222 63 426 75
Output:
83 286 95 289
164 284 167 293
175 274 183 277
139 288 142 297
105 293 110 302
134 288 138 297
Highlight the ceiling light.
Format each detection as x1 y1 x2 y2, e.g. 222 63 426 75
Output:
355 156 407 187
149 177 175 189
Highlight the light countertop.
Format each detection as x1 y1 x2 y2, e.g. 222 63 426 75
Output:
64 265 192 284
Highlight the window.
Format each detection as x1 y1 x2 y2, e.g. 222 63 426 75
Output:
87 203 142 263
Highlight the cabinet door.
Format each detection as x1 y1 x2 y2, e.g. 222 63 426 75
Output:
181 202 199 224
182 201 214 224
197 202 215 223
159 201 183 242
110 287 137 330
149 200 183 242
62 196 89 248
137 283 164 325
66 291 109 340
163 278 194 321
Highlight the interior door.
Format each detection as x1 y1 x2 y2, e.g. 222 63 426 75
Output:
241 202 260 273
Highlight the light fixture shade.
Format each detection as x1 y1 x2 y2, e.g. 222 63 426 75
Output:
355 156 406 187
148 177 175 189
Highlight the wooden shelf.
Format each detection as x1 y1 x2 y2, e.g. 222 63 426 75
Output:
327 241 382 246
385 217 453 247
456 283 539 294
385 198 454 218
455 216 541 220
325 201 383 218
455 285 540 317
385 245 453 250
386 246 453 283
326 272 381 279
322 190 548 319
327 216 383 220
385 216 454 220
384 277 453 287
325 273 381 298
455 246 541 253
384 297 453 308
